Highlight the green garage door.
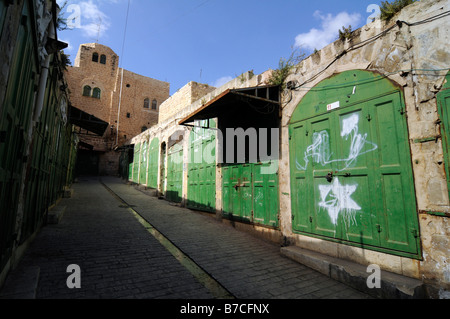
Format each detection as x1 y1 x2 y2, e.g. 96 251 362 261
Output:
187 120 216 213
289 70 420 258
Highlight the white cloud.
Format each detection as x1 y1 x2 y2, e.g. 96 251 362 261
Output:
78 0 111 39
212 76 233 88
294 10 362 52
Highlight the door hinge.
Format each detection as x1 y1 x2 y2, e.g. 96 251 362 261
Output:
309 216 313 223
411 229 419 238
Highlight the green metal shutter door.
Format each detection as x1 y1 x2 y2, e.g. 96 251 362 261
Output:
187 120 216 212
166 143 183 203
132 143 140 183
222 162 279 227
0 0 38 270
147 138 159 189
253 161 279 227
289 70 420 257
139 141 148 185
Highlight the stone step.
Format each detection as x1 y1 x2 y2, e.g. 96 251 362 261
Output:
281 246 427 299
47 205 67 225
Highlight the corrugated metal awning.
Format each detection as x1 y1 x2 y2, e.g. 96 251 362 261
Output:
178 85 280 125
69 105 109 136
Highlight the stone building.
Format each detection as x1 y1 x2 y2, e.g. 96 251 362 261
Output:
65 43 170 176
127 0 449 298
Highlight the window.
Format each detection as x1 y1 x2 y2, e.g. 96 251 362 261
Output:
92 52 99 62
127 113 131 118
83 85 92 97
144 98 150 109
100 54 106 64
152 99 157 110
92 88 101 99
141 126 148 133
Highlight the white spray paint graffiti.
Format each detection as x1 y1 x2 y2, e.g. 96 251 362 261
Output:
295 113 378 226
318 178 360 226
296 113 378 172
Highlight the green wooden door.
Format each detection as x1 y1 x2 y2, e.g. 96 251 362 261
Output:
139 141 148 185
147 138 159 189
132 143 140 183
437 72 450 201
289 70 420 257
166 142 183 203
222 161 279 227
187 120 216 212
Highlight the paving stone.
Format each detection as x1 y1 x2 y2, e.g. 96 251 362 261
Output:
0 177 372 300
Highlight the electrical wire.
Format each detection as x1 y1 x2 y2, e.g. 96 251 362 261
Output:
291 10 450 91
115 0 131 147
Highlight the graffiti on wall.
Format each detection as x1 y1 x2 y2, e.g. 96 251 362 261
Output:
296 114 378 226
296 114 378 172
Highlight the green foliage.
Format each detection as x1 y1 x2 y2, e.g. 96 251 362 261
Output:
338 25 353 41
60 51 71 70
380 0 417 21
56 1 70 31
266 49 305 87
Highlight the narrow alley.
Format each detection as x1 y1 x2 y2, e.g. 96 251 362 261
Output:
0 177 371 301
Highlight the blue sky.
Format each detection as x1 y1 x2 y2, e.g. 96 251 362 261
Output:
57 0 385 95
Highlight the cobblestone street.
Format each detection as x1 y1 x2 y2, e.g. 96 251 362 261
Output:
0 177 371 303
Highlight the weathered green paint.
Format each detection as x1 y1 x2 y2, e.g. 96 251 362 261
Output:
166 142 183 203
437 71 450 201
222 161 279 228
0 0 38 270
187 120 216 213
139 141 148 185
147 138 159 189
289 70 420 258
132 143 140 184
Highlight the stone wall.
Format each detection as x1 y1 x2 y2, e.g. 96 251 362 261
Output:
279 0 449 295
158 81 215 124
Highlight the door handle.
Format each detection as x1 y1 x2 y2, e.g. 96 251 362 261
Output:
326 172 333 183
